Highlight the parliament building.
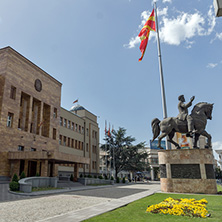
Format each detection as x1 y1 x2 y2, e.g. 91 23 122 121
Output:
0 47 99 181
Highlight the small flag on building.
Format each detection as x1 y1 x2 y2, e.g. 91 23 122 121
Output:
73 99 78 104
138 9 156 61
108 123 111 137
105 120 107 135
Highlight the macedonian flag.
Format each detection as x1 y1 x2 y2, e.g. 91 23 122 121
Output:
138 9 156 62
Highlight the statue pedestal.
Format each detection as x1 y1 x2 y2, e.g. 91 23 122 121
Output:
158 149 217 194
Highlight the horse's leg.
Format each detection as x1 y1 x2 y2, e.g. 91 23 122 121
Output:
158 132 168 149
200 130 212 149
193 133 200 149
167 131 181 149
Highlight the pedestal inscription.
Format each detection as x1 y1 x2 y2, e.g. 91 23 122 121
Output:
171 164 201 179
205 164 215 179
159 164 167 178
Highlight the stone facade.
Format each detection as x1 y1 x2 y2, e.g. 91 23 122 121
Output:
158 149 217 194
0 46 99 181
58 106 100 177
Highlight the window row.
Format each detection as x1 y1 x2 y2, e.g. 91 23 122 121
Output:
92 130 97 139
60 117 86 134
59 135 85 150
18 145 36 151
7 112 57 140
92 145 97 154
92 161 97 169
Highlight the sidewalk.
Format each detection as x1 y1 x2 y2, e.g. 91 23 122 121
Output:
38 182 161 222
0 182 161 222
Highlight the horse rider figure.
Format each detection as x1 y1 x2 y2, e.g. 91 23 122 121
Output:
177 95 196 136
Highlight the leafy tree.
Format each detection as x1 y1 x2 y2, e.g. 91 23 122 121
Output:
215 167 222 179
101 127 149 179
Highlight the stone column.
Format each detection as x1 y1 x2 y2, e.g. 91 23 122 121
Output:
151 167 154 181
52 163 58 177
24 160 29 177
74 163 79 182
27 97 33 133
36 161 40 175
11 160 20 178
41 160 48 177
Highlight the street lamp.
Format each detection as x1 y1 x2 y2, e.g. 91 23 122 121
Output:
214 0 222 17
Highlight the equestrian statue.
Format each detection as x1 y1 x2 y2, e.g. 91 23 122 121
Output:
151 95 214 149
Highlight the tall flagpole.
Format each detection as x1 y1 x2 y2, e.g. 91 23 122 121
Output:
154 2 169 150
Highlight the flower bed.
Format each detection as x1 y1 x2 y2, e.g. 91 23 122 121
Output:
146 197 208 218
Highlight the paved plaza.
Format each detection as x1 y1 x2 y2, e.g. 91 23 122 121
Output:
0 182 161 222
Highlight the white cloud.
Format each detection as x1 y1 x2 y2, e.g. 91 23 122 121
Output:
213 141 222 150
207 63 218 68
159 12 205 46
163 0 172 3
212 141 222 163
125 6 216 49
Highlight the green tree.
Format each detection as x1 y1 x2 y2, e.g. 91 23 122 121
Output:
101 127 149 179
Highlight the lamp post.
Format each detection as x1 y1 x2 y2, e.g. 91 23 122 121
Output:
213 0 222 17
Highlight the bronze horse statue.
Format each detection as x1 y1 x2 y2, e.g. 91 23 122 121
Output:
151 102 214 149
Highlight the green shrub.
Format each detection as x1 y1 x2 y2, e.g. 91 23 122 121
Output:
12 173 19 182
9 181 19 191
80 174 83 178
122 177 126 183
116 177 120 183
84 174 87 178
70 174 74 181
88 175 92 178
94 175 97 178
105 175 108 180
20 171 26 180
35 172 40 177
98 175 103 179
111 176 114 180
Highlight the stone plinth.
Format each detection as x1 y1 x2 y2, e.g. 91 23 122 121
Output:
158 149 217 194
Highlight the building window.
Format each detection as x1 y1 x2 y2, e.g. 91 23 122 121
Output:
82 127 84 134
63 136 66 146
75 124 77 131
75 140 77 149
10 86 16 100
60 117 63 126
53 108 57 118
87 128 89 136
59 135 62 145
79 125 81 133
31 147 36 151
53 128 56 140
63 119 67 127
68 120 70 129
71 139 74 148
86 143 89 152
68 138 70 147
18 145 24 151
7 112 14 127
71 122 74 130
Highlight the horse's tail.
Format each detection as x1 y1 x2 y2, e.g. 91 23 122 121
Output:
151 118 160 142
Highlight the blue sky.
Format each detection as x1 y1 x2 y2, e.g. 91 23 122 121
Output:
0 0 222 152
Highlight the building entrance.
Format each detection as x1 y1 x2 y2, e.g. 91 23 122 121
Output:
28 161 37 177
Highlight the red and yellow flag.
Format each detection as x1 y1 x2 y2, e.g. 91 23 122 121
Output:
138 9 156 62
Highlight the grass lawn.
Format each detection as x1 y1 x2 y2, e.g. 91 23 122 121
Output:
32 187 63 192
84 193 222 222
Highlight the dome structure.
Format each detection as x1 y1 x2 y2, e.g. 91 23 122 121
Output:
70 104 85 112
